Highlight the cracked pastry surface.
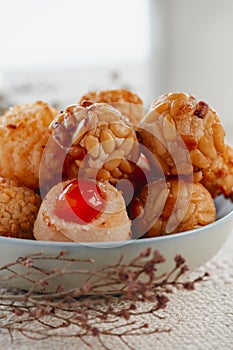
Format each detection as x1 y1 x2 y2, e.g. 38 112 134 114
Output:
0 177 41 239
0 101 58 190
78 89 145 125
138 92 225 177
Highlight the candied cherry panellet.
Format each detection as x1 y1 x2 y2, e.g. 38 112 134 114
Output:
55 179 105 224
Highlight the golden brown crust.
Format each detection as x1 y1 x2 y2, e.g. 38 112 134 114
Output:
0 90 228 242
79 89 143 105
130 178 216 237
201 143 233 198
0 176 41 239
78 89 144 125
0 101 58 190
138 92 225 177
50 103 140 185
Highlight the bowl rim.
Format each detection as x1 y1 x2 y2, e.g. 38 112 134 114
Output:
1 198 233 249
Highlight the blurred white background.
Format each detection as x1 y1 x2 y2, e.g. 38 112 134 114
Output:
0 0 149 69
0 0 233 138
0 0 150 109
150 0 233 140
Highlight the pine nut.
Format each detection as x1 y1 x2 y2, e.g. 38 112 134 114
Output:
114 137 124 148
190 149 209 168
193 171 203 182
109 122 131 138
171 180 189 198
212 123 225 152
97 168 111 181
154 138 167 157
153 101 170 114
104 150 124 171
88 111 99 126
84 135 99 158
104 158 122 171
182 135 198 150
170 99 183 117
97 144 109 163
111 168 123 178
199 136 217 159
65 104 77 114
97 120 109 129
145 185 169 221
120 136 134 155
162 114 177 141
171 161 193 175
100 129 115 154
100 108 122 122
118 159 134 174
71 119 88 145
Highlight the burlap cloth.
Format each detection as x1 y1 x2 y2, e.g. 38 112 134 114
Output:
1 232 233 350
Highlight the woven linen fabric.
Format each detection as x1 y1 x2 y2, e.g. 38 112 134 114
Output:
0 233 233 350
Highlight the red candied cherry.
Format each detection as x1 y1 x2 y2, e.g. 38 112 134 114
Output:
55 179 105 224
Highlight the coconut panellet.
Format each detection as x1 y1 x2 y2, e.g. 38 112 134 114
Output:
128 178 216 238
0 101 58 190
0 176 41 239
78 88 145 125
138 92 225 178
33 179 131 242
50 102 140 185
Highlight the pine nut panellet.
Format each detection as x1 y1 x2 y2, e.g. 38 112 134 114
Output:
51 102 140 185
78 88 145 125
128 178 216 238
33 180 131 242
138 92 225 177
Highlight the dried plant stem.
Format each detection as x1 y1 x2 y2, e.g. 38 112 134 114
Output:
0 248 209 349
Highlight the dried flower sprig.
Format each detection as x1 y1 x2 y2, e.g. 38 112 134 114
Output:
0 248 209 349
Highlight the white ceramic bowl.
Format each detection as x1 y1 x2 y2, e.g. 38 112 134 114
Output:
0 195 233 292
